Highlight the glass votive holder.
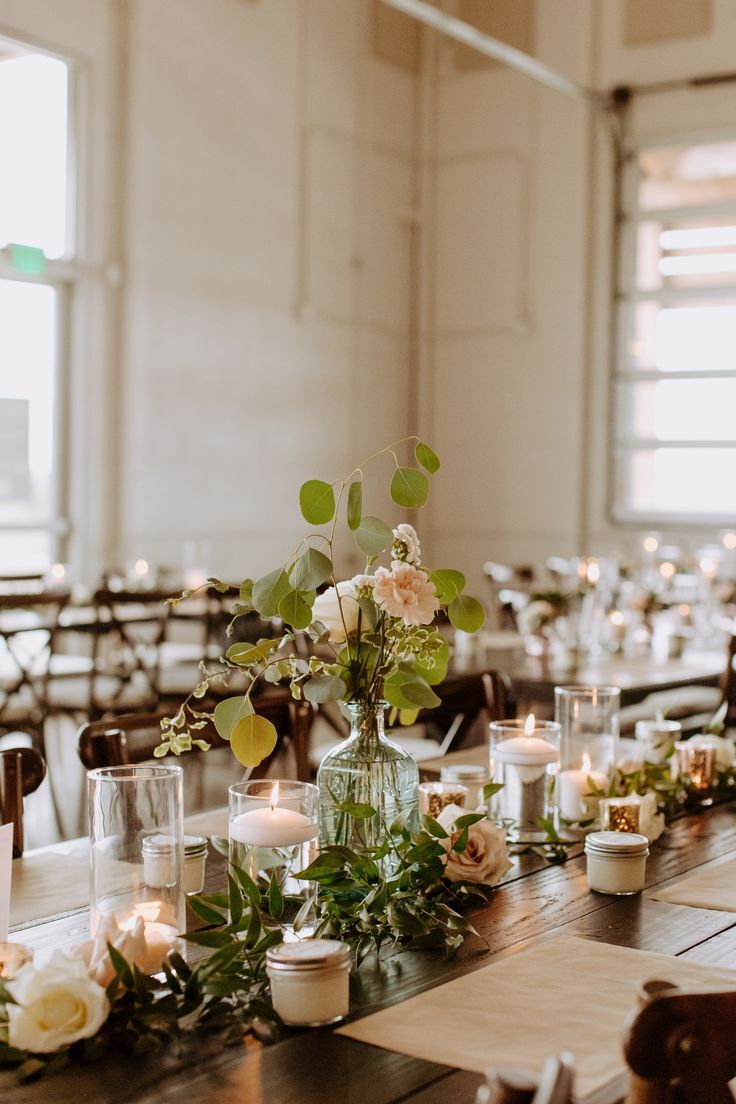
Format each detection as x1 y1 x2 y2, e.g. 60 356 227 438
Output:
0 942 32 978
440 764 489 810
599 794 641 834
143 834 208 896
229 780 319 937
489 718 560 841
419 781 468 818
88 765 184 974
674 740 717 803
555 685 620 773
266 939 351 1026
635 719 682 762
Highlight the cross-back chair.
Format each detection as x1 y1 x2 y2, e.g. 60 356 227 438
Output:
0 747 47 857
0 590 72 753
476 1054 574 1104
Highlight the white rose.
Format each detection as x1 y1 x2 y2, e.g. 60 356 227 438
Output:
436 804 512 886
8 950 109 1054
693 734 735 770
639 790 665 842
311 582 360 643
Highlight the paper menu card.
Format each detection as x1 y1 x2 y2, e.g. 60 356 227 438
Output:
337 935 736 1103
649 855 736 913
0 824 13 940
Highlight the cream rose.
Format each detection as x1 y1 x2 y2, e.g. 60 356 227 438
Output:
436 804 512 886
8 950 109 1054
392 523 421 565
311 582 360 643
372 562 439 627
639 791 665 843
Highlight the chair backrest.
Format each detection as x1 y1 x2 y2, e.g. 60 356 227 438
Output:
720 634 736 729
419 671 509 756
0 590 71 742
477 1054 574 1104
0 747 47 857
623 981 736 1103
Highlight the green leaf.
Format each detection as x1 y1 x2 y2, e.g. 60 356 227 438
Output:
291 548 333 591
390 466 430 509
384 667 441 710
430 569 466 604
231 713 278 767
357 595 378 630
335 801 375 819
239 579 254 604
299 479 335 525
226 638 281 666
278 589 313 630
228 874 243 926
448 594 486 633
354 516 393 559
413 639 450 686
252 568 291 618
415 441 440 474
187 895 226 925
347 480 362 530
423 815 449 839
482 781 504 801
268 872 284 920
295 851 345 879
303 674 347 704
213 695 253 740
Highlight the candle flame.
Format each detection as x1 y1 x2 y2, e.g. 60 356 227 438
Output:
270 781 280 812
581 752 591 774
524 714 535 737
134 558 149 576
586 561 600 585
50 562 66 580
610 610 624 626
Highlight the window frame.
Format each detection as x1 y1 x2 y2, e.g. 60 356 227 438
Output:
0 32 81 566
611 125 736 528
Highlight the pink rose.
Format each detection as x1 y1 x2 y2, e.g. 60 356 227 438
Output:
372 561 439 627
436 804 512 885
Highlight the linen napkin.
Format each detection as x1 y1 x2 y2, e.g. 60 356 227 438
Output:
649 855 736 912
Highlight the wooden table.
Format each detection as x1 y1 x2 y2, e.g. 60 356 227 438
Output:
5 798 736 1104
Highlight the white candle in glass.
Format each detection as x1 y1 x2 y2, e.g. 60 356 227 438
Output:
118 902 178 974
558 753 608 821
229 781 318 847
491 714 559 783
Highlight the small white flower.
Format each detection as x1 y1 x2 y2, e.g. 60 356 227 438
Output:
436 804 512 885
8 950 109 1054
391 523 421 565
350 573 375 593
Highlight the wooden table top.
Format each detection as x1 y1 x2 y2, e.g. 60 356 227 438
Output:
5 798 736 1104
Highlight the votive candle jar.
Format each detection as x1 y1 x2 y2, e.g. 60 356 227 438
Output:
419 781 468 818
229 780 319 937
440 763 489 810
599 794 641 834
489 719 560 841
674 740 717 802
584 831 649 895
88 765 184 971
266 939 351 1026
143 834 208 896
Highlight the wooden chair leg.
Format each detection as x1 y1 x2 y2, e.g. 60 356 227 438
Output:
0 751 24 857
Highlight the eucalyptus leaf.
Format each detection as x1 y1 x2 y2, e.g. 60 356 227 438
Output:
430 568 466 604
277 589 313 630
252 568 291 618
354 515 392 558
448 593 486 633
390 466 429 509
231 714 278 767
239 579 254 604
303 674 347 704
415 441 440 474
347 480 362 531
213 696 254 740
299 479 335 525
290 548 333 591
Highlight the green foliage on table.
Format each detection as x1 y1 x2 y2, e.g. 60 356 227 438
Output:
157 438 486 768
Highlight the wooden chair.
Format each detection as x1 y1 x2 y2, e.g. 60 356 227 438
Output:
476 1054 574 1104
720 633 736 730
0 747 47 857
623 980 736 1103
0 590 73 754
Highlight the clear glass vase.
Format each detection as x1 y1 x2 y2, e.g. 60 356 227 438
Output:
317 701 419 850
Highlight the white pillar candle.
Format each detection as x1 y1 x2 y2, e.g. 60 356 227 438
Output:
557 755 608 821
230 807 318 847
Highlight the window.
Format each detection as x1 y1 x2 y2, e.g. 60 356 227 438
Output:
613 135 736 523
0 38 75 571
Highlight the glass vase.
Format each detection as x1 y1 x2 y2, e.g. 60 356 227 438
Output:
316 701 419 851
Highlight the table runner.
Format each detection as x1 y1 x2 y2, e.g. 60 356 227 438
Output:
649 855 736 912
337 935 736 1103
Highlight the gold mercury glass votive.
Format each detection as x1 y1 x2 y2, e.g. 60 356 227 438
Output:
0 942 32 978
599 795 641 834
674 741 717 792
418 782 468 819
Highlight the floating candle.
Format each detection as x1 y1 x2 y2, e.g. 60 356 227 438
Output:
491 714 559 783
229 781 318 847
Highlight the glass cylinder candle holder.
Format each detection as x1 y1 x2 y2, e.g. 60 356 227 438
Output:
674 740 717 803
419 781 468 818
229 780 319 938
555 685 619 825
489 716 560 841
635 719 682 763
89 765 184 974
599 794 641 834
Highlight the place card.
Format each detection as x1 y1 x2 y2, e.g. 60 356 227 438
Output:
0 824 13 940
649 855 736 913
337 935 736 1103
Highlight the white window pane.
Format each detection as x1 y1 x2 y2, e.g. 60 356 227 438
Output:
0 48 69 259
0 280 57 524
625 378 736 440
628 302 736 373
638 141 736 211
628 448 736 516
0 531 51 573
